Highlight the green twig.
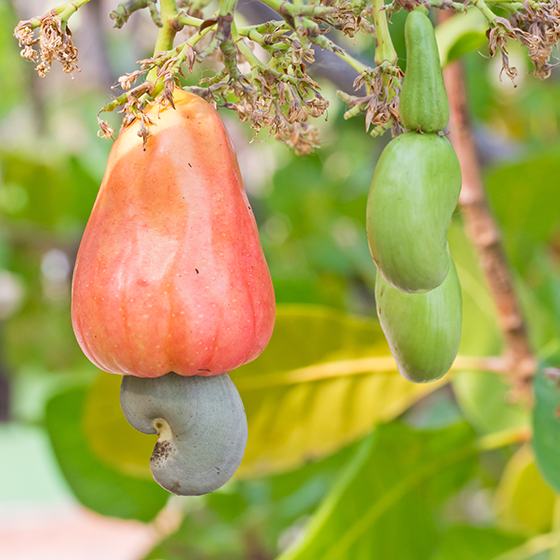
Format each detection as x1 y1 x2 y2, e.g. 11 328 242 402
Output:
232 22 268 72
334 48 371 75
473 0 498 23
372 0 397 66
18 0 92 30
146 0 180 85
257 0 338 20
176 12 204 27
110 0 162 29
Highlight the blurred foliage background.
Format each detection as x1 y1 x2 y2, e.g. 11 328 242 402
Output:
2 0 560 559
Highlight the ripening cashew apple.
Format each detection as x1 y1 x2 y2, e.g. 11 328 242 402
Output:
375 261 462 383
367 132 461 293
71 88 275 495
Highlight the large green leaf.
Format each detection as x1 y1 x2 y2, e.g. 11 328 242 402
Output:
142 439 364 560
83 305 445 480
277 422 477 560
234 305 446 477
495 445 555 535
533 363 560 494
46 386 169 521
431 526 525 560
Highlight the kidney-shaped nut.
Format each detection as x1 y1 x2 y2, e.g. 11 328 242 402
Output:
120 372 248 496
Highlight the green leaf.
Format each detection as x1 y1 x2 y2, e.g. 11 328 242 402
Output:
533 363 560 494
234 305 446 477
0 152 98 234
495 445 555 535
436 11 487 67
142 506 247 560
82 305 444 480
83 372 154 479
46 386 169 521
486 153 560 274
278 422 477 560
431 526 525 560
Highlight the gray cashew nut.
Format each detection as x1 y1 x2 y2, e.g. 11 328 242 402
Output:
120 372 248 496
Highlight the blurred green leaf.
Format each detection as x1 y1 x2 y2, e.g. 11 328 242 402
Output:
143 439 365 560
262 130 377 311
533 363 560 494
486 153 560 274
0 152 98 234
436 10 487 67
431 526 525 560
82 305 444 480
83 372 154 479
233 305 446 477
46 386 169 521
143 505 247 560
278 422 477 560
0 1 28 117
495 445 555 535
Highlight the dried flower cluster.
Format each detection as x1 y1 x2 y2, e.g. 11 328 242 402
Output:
14 13 79 78
487 17 519 84
13 0 560 153
339 67 403 136
513 0 560 79
227 72 329 155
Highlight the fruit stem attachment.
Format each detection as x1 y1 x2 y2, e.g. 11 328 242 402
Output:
441 14 536 400
372 0 397 67
146 0 180 85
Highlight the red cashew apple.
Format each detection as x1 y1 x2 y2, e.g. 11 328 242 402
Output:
71 89 276 378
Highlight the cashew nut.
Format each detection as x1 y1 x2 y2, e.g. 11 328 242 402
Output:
120 372 248 496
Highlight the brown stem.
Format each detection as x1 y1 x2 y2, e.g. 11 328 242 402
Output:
442 56 536 397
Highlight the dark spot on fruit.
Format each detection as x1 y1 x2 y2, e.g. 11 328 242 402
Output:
151 440 172 465
195 269 199 274
188 163 192 167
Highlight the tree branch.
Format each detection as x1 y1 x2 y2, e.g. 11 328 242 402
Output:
442 56 536 398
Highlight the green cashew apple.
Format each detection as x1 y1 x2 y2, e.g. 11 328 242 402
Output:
399 9 450 133
375 260 462 383
367 131 461 293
